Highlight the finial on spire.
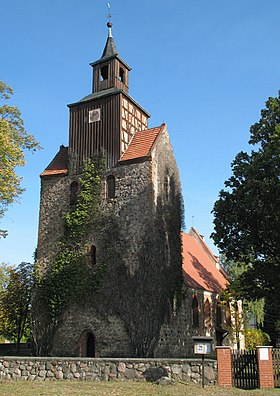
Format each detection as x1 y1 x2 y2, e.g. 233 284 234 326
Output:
106 3 113 37
107 3 112 21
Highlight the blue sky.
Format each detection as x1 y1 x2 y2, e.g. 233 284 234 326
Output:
1 0 280 265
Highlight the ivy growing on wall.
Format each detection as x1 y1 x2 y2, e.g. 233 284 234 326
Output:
33 154 184 358
37 157 106 321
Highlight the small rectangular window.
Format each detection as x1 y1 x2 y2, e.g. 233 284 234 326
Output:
90 245 96 265
107 175 115 199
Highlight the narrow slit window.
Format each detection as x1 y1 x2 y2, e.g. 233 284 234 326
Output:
192 295 199 328
70 181 78 206
107 175 115 199
90 245 96 265
164 175 171 201
204 298 211 329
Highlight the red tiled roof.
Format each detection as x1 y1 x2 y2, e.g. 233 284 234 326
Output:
120 124 164 162
182 228 228 293
41 145 68 177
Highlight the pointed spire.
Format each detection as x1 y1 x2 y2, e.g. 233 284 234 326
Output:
101 22 118 59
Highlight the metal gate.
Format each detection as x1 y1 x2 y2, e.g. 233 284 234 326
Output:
273 348 280 387
232 349 259 389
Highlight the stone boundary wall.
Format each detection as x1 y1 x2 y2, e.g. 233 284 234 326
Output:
0 357 217 384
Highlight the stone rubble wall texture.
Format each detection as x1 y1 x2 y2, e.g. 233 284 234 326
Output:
104 159 154 276
39 157 154 357
34 126 217 358
36 175 70 271
155 289 220 357
0 358 217 384
51 307 133 357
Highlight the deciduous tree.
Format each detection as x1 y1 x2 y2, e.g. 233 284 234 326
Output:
0 262 33 351
0 81 40 237
212 92 280 344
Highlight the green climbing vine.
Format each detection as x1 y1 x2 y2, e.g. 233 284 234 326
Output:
33 157 185 357
38 156 106 321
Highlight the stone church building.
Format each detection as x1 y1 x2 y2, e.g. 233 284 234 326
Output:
33 22 229 357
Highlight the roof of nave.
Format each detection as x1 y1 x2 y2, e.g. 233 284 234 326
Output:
182 227 228 293
40 145 68 177
120 124 165 163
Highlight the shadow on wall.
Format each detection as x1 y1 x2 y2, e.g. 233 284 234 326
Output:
111 181 183 357
143 366 169 382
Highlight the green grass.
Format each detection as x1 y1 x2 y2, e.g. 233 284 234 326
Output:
0 381 279 396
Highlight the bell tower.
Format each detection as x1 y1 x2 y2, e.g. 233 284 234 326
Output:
91 22 131 94
68 21 150 170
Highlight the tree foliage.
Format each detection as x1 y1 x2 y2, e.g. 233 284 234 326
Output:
212 92 280 343
245 328 270 351
0 262 13 292
0 262 33 350
220 256 265 328
0 81 40 237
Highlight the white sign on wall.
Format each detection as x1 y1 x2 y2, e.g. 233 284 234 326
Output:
194 342 211 354
259 347 269 361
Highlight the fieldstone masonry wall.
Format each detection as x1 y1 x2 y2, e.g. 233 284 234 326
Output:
155 289 217 357
36 175 71 270
34 124 186 358
0 357 217 384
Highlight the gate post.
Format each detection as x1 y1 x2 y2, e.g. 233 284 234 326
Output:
257 346 274 389
216 346 232 387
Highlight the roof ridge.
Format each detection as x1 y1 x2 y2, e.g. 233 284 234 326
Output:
148 123 166 155
189 227 218 263
119 124 164 163
41 145 69 177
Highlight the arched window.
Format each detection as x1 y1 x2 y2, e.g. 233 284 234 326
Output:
107 175 115 199
216 302 222 327
192 295 199 328
164 175 170 201
70 181 78 206
204 298 212 329
90 245 96 266
100 65 108 81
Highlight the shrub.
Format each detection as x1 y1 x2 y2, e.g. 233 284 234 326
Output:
245 328 271 350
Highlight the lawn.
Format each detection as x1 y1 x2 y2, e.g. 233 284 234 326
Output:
0 381 279 396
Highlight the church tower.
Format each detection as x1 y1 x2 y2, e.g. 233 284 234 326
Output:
34 19 184 358
68 22 149 170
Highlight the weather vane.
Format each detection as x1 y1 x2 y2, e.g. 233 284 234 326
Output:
107 3 112 22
